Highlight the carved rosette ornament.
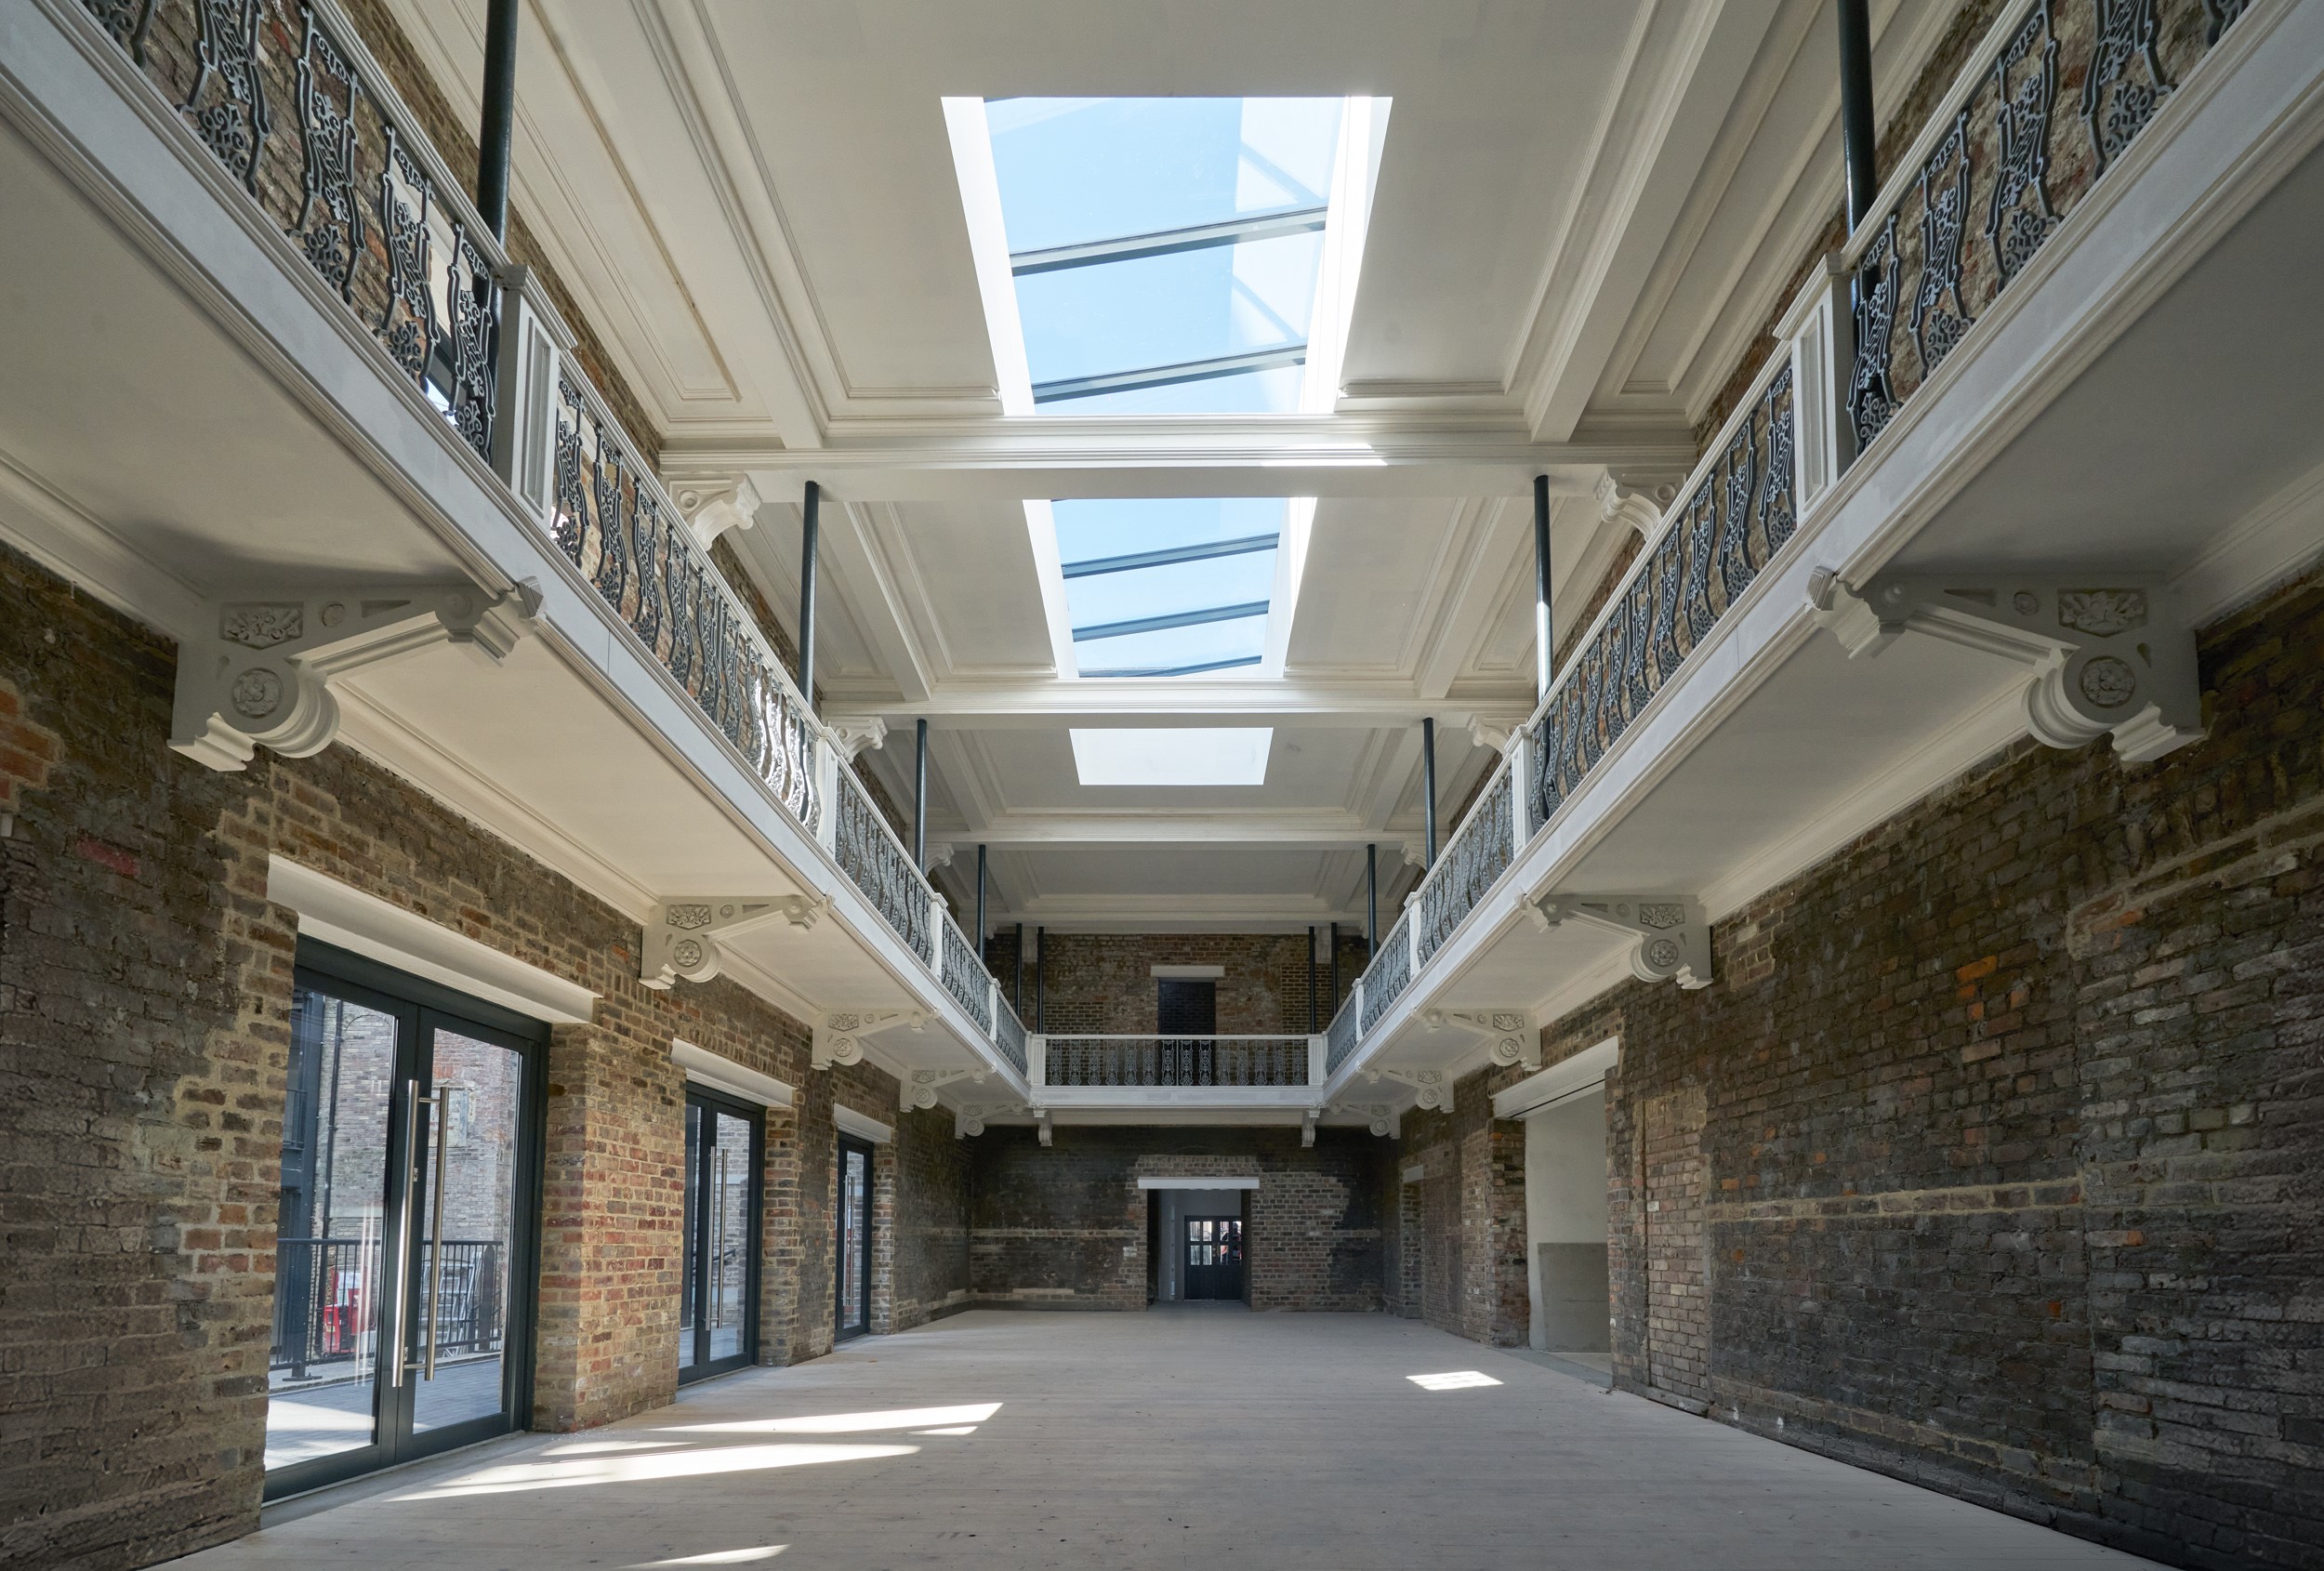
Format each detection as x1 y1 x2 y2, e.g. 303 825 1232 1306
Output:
1807 573 2202 762
640 894 826 989
1365 1065 1453 1115
810 1009 927 1070
1421 1010 1540 1071
900 1066 988 1113
172 584 538 772
1529 895 1713 990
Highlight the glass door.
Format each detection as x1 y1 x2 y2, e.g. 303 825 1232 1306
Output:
265 944 542 1498
836 1138 873 1340
679 1089 760 1381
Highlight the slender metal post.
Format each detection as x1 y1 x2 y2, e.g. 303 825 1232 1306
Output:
1013 922 1024 1016
798 482 820 712
1328 921 1340 1011
1307 927 1319 1034
1366 844 1379 954
1421 718 1439 868
1534 475 1554 696
1034 927 1046 1032
1837 0 1878 233
474 0 519 241
913 719 929 871
975 844 987 951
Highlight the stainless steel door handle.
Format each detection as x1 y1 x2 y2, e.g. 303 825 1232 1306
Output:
422 1086 456 1380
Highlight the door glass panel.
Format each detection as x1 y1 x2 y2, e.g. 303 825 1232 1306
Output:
411 1028 522 1435
839 1148 869 1333
708 1111 751 1361
680 1103 703 1370
268 988 396 1472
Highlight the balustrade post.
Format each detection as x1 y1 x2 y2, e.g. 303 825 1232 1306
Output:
1506 731 1535 849
1407 906 1423 977
1028 1036 1046 1088
489 271 564 521
1307 1036 1327 1087
1778 260 1855 501
812 736 839 854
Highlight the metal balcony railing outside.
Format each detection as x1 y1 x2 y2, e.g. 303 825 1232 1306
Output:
270 1236 501 1380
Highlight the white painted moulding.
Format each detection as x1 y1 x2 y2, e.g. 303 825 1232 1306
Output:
1137 1177 1260 1190
670 1039 795 1108
267 855 596 1024
836 1103 893 1144
1492 1037 1620 1121
1150 964 1225 979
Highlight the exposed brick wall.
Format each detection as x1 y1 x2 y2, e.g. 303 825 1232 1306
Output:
893 1107 971 1327
0 540 968 1568
967 1127 1386 1312
1475 564 2324 1568
1003 931 1358 1036
1398 1070 1528 1346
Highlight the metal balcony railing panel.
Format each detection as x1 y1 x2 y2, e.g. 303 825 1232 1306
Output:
1842 0 2238 456
1324 993 1361 1077
940 913 993 1035
1417 762 1513 966
991 993 1028 1076
76 0 506 462
269 1236 501 1379
832 765 933 964
1358 909 1412 1036
1043 1036 1310 1089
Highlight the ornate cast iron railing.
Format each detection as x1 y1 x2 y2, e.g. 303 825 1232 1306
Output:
1324 993 1362 1077
79 0 501 460
939 912 993 1035
1043 1036 1311 1089
991 994 1028 1076
832 764 932 963
1417 763 1514 966
1359 907 1413 1036
1845 0 2236 455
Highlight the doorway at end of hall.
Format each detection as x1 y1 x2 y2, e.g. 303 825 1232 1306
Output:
1145 1186 1250 1305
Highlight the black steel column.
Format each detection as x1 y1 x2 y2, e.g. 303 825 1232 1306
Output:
1034 927 1046 1032
1366 844 1379 953
798 482 820 711
474 0 519 241
913 718 929 870
1534 473 1554 698
1421 717 1439 868
1328 921 1340 1010
1012 923 1024 1015
975 844 987 954
1307 926 1319 1034
1837 0 1878 232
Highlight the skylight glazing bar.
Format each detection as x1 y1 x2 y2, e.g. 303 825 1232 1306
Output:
1033 347 1306 405
1061 534 1280 580
1071 601 1271 642
1009 205 1330 275
1078 654 1266 679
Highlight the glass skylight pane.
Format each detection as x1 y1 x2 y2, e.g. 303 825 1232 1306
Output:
1070 728 1273 786
1065 551 1277 634
988 99 1341 252
1017 231 1325 390
1051 364 1305 416
1076 614 1269 677
1054 497 1284 567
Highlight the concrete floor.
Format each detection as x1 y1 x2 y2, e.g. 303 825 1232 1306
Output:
180 1310 2163 1571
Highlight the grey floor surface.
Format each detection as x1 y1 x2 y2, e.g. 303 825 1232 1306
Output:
177 1309 2163 1570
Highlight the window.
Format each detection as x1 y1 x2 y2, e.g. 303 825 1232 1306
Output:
1055 496 1282 676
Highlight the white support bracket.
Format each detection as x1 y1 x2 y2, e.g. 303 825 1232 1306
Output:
1331 1101 1402 1139
171 583 538 772
953 1098 1024 1139
1808 573 2203 762
640 894 827 990
900 1065 989 1112
1529 894 1712 989
1035 1107 1053 1147
672 476 761 551
1364 1065 1452 1114
812 1009 927 1070
1301 1108 1320 1148
1421 1009 1540 1071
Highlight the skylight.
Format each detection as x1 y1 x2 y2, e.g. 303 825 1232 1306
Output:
1055 497 1282 677
1071 728 1273 786
951 95 1388 416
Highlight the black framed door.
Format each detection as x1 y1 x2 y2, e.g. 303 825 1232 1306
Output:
1156 977 1217 1085
679 1088 761 1382
265 942 545 1499
836 1137 874 1340
1183 1214 1245 1300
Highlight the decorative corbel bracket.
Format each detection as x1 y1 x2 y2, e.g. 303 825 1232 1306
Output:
672 476 761 550
1363 1064 1452 1114
954 1098 1023 1139
1301 1109 1319 1148
640 894 827 990
1529 894 1712 989
171 583 538 772
1808 572 2203 762
826 715 890 760
1421 1009 1540 1071
1331 1101 1402 1139
1035 1108 1053 1147
1595 468 1684 537
811 1008 926 1070
900 1065 989 1113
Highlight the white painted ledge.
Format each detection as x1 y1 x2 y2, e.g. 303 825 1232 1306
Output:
1138 1177 1260 1190
266 856 596 1023
836 1103 894 1144
1492 1037 1620 1120
671 1039 795 1108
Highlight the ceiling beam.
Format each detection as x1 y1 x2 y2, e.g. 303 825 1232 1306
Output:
825 683 1532 727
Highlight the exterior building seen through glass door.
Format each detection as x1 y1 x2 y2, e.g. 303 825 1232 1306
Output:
837 1138 874 1339
679 1089 760 1380
265 944 543 1498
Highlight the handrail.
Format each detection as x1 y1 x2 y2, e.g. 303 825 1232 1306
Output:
1042 1035 1312 1089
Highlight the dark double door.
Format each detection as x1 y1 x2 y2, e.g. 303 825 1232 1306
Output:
679 1089 761 1381
266 944 543 1498
1156 976 1220 1085
837 1137 874 1339
1183 1215 1245 1300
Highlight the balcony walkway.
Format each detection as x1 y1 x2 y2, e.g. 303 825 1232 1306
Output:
191 1313 2160 1570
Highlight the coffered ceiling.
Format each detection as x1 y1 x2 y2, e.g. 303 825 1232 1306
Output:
379 0 1958 928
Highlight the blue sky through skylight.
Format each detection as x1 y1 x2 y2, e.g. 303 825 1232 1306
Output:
987 98 1343 415
1055 497 1282 677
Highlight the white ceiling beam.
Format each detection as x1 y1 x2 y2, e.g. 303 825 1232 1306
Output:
825 682 1532 726
1413 495 1524 702
944 814 1427 848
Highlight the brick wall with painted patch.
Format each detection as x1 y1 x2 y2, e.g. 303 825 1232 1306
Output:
966 1127 1388 1311
1396 1071 1529 1346
1405 565 2324 1568
0 540 969 1569
986 930 1369 1036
